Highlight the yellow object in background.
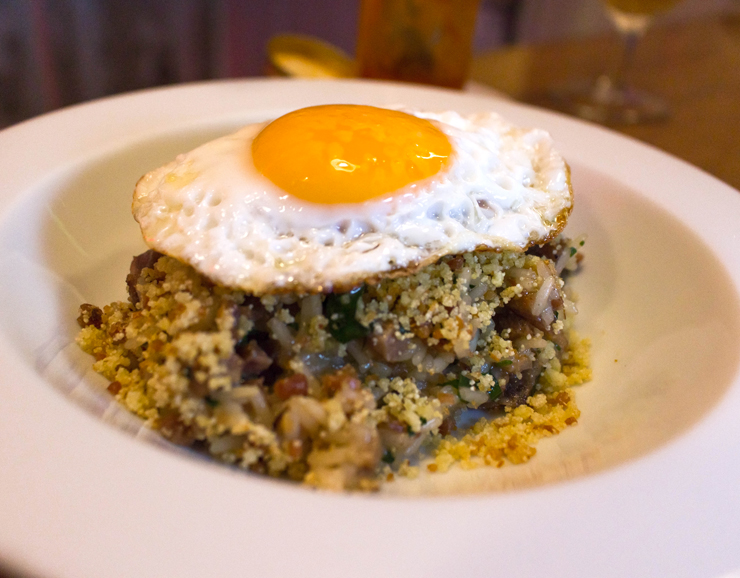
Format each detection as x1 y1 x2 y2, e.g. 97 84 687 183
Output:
266 34 356 78
604 0 682 15
356 0 481 89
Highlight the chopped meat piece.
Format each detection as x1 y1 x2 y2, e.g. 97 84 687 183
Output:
126 250 163 305
321 365 361 395
274 373 309 400
506 285 562 332
499 369 537 407
445 254 465 271
438 415 457 436
158 408 196 446
107 381 122 395
239 296 270 331
369 322 421 363
187 371 209 398
77 303 102 328
236 339 273 376
480 369 537 410
528 241 561 262
496 307 568 355
495 308 540 341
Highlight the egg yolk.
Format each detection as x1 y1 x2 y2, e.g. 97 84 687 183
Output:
251 104 451 204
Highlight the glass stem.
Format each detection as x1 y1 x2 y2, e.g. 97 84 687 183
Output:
613 29 643 91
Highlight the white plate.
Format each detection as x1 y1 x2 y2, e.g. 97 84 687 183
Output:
1 79 739 578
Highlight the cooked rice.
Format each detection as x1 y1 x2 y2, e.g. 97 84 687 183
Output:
76 237 590 491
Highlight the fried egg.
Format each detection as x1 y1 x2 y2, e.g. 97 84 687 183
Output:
133 105 572 295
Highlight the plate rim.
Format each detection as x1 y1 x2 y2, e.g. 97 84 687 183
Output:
1 78 740 578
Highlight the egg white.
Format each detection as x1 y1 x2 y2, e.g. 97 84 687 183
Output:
132 108 572 295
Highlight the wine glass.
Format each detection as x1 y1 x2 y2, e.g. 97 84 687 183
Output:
551 0 682 125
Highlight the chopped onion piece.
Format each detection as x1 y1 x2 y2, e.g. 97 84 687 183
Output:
532 276 556 317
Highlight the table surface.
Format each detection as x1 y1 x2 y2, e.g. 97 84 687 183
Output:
470 13 740 191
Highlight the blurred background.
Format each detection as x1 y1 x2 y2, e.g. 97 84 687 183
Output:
0 0 734 128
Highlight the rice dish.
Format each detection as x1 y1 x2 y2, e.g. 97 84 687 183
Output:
77 105 591 491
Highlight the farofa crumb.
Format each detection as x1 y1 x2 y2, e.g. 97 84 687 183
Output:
398 460 420 479
432 335 590 472
77 236 591 491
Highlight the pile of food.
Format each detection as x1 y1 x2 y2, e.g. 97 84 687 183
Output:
77 104 590 491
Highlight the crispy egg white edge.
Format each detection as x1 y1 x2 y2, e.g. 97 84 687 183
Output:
132 109 573 295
